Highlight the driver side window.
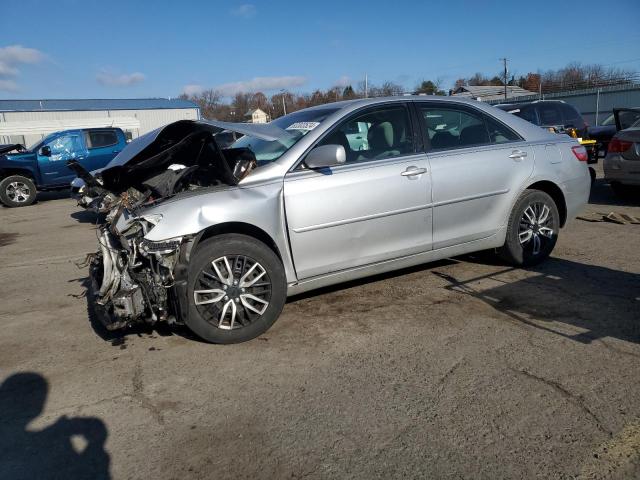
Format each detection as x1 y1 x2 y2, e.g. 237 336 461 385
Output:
317 105 413 163
46 134 84 162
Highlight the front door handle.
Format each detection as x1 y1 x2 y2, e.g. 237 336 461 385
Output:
401 166 427 177
508 150 528 160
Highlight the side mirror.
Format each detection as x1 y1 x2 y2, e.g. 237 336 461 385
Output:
305 144 346 169
40 145 51 157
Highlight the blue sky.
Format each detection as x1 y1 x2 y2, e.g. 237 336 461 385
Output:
1 0 639 99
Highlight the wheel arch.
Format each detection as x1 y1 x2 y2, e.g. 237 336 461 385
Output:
0 168 37 183
525 180 567 227
193 222 283 261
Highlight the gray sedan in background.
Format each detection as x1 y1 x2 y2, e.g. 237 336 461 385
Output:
78 96 591 343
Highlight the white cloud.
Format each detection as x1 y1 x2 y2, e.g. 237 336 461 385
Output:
230 4 256 17
334 75 351 88
0 79 19 92
96 70 145 87
0 45 45 66
0 45 46 92
0 62 18 77
214 76 307 96
182 84 205 96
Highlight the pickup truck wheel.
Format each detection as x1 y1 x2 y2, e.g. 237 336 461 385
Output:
498 189 559 267
0 175 37 207
186 234 286 344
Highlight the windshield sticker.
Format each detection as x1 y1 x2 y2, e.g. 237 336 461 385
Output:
286 122 320 131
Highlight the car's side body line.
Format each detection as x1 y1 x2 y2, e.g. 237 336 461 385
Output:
432 188 510 207
291 203 433 233
286 227 506 296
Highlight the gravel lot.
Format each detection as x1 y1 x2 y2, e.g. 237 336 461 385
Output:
1 167 639 479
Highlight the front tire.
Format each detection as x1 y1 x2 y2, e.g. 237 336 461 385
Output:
0 175 37 207
498 189 560 267
186 234 286 344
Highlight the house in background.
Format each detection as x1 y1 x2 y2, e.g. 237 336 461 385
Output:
451 85 535 102
244 108 269 123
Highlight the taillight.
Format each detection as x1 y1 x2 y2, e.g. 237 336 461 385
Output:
571 145 588 162
608 137 633 153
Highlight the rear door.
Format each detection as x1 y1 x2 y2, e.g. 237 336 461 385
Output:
284 103 432 279
84 130 122 171
418 102 534 249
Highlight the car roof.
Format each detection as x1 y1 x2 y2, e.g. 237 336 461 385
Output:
303 95 506 113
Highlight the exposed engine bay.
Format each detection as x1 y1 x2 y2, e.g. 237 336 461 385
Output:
68 121 258 214
74 120 271 331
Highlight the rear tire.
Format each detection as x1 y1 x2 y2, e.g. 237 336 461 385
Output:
185 234 286 344
0 175 37 207
498 189 560 267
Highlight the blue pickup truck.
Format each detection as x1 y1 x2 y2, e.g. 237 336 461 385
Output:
0 127 127 207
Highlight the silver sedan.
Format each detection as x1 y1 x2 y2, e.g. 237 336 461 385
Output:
85 96 591 343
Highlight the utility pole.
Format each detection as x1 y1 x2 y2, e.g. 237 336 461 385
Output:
364 73 368 98
500 58 508 100
280 89 287 116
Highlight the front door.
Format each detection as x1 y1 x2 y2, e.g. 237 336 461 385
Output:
416 103 534 249
37 131 88 186
284 104 432 280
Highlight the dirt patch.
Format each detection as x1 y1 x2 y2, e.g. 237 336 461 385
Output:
0 232 18 247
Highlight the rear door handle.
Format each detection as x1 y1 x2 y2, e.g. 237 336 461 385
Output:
401 166 427 177
508 150 528 160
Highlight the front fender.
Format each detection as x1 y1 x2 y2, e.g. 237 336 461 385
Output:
0 153 40 184
130 181 297 283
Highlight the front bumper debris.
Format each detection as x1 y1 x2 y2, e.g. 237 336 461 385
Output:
86 224 187 331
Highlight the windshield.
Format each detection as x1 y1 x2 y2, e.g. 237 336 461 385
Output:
231 107 339 164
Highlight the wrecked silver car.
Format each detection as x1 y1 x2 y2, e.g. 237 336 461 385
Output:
77 97 590 343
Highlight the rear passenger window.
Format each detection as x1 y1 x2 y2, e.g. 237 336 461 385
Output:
420 106 520 150
485 116 521 144
87 131 117 148
421 107 489 149
538 105 562 126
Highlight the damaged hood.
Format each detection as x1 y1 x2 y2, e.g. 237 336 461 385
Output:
0 144 26 155
90 119 294 193
104 119 294 170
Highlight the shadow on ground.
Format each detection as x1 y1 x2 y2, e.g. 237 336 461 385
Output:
436 255 640 346
75 275 203 347
589 178 640 207
70 210 104 224
77 244 639 348
0 372 111 480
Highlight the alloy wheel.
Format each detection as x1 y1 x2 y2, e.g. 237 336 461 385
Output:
193 255 272 330
6 181 31 203
518 202 555 256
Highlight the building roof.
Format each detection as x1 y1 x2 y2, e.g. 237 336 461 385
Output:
0 98 199 113
452 85 535 101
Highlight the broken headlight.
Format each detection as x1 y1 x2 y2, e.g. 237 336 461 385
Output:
139 237 183 255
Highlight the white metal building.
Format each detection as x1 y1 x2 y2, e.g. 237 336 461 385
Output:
0 98 200 147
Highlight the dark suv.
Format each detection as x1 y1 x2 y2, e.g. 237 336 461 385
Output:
496 100 597 175
496 100 588 139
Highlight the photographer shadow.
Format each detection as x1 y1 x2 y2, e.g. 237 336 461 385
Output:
0 372 111 480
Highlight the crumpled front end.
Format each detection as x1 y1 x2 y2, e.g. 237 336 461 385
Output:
89 211 189 330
